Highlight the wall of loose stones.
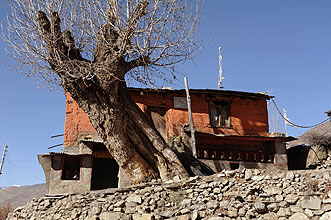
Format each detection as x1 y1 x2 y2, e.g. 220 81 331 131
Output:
7 169 331 220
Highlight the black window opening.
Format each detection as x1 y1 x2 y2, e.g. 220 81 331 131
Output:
61 156 81 180
210 100 231 127
91 157 119 190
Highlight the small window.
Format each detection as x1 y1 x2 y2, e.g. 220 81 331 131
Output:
209 100 231 127
62 156 80 180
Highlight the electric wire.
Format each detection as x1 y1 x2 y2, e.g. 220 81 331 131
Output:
6 161 43 181
0 135 6 145
271 99 330 129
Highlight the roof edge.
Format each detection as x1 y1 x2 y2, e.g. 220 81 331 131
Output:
128 87 273 100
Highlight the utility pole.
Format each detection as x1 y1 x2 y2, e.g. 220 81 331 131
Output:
184 77 197 158
218 46 223 90
0 145 8 175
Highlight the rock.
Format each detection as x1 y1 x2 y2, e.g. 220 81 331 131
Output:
323 204 331 212
289 213 309 220
252 175 264 181
99 212 121 220
227 209 238 217
114 200 125 207
181 199 191 206
286 172 295 181
285 194 299 204
304 208 314 218
301 198 322 210
91 206 101 215
113 207 122 212
238 208 246 217
177 214 190 220
140 214 154 220
314 209 325 216
320 211 331 220
43 199 51 208
191 210 199 220
54 213 61 219
279 201 288 208
207 200 219 209
263 186 282 195
126 195 142 204
290 206 303 213
260 212 278 220
213 188 221 194
180 208 190 214
277 208 290 217
275 194 283 201
267 203 279 212
159 210 175 218
71 210 80 218
132 214 140 220
173 175 181 182
199 183 209 189
255 201 266 213
219 200 230 208
245 169 253 180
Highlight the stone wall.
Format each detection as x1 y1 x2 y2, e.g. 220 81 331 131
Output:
7 168 331 220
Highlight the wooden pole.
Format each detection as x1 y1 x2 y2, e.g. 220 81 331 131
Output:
184 77 197 158
283 108 288 137
0 145 8 175
218 46 223 90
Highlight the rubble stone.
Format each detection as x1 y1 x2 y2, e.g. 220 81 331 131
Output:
289 212 309 220
301 198 321 210
6 168 331 220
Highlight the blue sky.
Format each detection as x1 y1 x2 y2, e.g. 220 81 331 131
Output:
0 1 330 187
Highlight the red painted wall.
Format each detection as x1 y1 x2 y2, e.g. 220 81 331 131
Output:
131 91 269 138
64 90 269 147
64 94 96 147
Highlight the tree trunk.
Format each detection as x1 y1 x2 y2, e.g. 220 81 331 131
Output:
67 80 189 183
36 10 190 183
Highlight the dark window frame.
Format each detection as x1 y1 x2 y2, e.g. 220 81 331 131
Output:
61 156 81 180
209 100 232 128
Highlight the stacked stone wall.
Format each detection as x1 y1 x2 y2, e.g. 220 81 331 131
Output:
7 169 331 220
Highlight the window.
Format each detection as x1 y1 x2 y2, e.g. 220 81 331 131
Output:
62 156 80 180
209 100 231 127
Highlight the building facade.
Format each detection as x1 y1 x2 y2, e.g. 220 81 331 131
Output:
39 88 287 194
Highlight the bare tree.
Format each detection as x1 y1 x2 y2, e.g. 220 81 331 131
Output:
3 0 203 183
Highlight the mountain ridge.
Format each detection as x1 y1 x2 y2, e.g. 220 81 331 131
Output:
0 183 47 209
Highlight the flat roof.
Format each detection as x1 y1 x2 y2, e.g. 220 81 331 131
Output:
128 87 273 100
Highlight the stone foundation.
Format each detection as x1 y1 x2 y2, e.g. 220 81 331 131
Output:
7 168 331 220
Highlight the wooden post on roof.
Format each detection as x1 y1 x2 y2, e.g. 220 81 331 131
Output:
218 46 223 90
0 145 8 175
283 108 289 137
184 77 197 158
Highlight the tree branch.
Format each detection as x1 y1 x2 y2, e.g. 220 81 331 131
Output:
125 55 150 72
118 1 149 55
